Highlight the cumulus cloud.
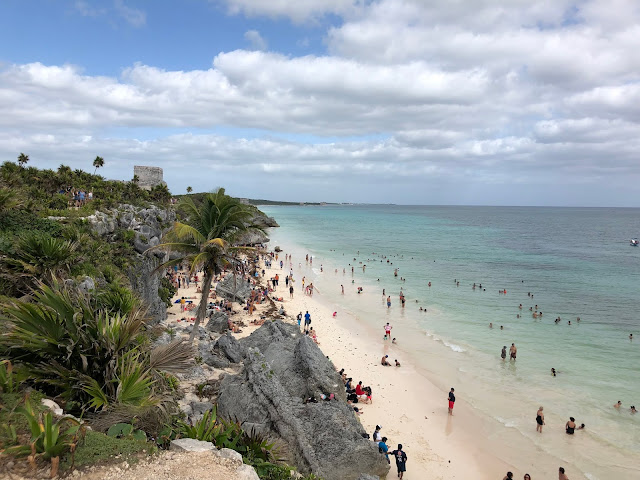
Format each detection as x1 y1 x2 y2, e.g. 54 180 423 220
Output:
114 0 146 27
244 30 268 51
3 0 640 205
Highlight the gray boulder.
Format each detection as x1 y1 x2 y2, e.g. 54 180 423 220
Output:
77 276 95 293
217 321 389 480
199 341 231 369
216 274 253 303
214 333 245 363
206 311 229 333
356 475 380 480
170 438 215 452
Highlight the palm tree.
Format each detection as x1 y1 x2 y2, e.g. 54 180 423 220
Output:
131 174 140 184
93 156 105 175
186 186 193 194
147 188 263 342
17 153 29 168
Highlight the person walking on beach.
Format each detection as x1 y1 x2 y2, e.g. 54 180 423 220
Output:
297 312 302 329
304 311 311 333
448 388 455 415
289 285 294 298
390 444 407 479
558 467 569 480
536 406 545 432
509 343 517 361
387 296 391 308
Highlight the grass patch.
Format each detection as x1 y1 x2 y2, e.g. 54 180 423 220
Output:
0 391 47 437
61 430 152 469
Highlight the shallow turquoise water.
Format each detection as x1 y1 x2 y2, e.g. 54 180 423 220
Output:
262 205 640 479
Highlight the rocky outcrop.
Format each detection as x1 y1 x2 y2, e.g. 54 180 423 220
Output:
87 204 175 254
84 204 176 325
216 274 254 303
216 321 389 480
235 209 278 245
205 311 229 333
199 332 245 369
127 255 166 326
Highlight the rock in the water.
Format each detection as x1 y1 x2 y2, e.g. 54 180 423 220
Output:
216 274 254 303
206 311 229 333
170 438 215 452
217 321 389 480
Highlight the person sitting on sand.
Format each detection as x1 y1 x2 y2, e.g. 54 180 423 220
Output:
381 355 391 366
392 337 397 344
395 359 401 367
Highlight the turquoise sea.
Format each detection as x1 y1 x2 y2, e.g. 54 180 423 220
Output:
261 205 640 480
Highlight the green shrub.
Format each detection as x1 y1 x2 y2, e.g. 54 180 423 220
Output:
107 422 147 442
61 429 150 469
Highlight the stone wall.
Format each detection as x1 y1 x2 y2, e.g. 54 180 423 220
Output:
134 165 164 190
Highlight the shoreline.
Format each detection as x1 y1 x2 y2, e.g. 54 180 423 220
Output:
266 239 601 480
265 250 510 479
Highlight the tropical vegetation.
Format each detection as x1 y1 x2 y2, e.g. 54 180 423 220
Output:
148 188 263 342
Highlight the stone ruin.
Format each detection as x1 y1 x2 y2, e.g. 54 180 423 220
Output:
134 165 165 190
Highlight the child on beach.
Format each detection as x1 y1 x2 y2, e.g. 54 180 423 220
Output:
448 388 456 415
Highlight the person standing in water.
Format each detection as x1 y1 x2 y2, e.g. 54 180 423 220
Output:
536 406 545 432
509 343 517 361
501 346 507 360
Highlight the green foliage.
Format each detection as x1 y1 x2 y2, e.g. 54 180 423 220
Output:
49 193 69 210
8 232 79 282
107 423 147 442
6 400 82 460
61 429 150 469
0 360 27 393
149 188 263 342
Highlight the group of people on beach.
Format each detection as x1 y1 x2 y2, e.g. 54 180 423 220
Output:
504 467 570 480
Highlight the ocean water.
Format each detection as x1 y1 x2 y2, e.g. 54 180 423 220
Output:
261 205 640 479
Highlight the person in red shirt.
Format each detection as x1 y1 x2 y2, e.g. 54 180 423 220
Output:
355 381 364 396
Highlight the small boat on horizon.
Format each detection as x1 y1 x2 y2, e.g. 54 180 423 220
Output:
631 238 639 247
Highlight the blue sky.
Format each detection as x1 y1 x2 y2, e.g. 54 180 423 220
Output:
1 0 640 206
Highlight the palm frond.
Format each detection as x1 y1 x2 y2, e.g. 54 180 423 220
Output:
149 339 195 373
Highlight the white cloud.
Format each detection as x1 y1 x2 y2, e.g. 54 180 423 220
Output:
221 0 359 22
114 0 146 27
4 0 640 205
244 30 268 51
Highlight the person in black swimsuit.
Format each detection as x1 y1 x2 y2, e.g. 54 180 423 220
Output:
565 416 585 434
536 407 545 433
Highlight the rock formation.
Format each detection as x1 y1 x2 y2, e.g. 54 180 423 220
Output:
216 320 389 480
215 274 254 303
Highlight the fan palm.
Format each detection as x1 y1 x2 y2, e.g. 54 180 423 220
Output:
1 281 193 410
93 156 105 175
7 233 79 285
147 188 263 342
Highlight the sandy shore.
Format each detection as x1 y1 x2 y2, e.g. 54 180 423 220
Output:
163 262 523 479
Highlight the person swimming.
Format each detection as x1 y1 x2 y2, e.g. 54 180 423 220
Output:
551 368 557 376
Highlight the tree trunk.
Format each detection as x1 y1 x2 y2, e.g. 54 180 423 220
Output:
189 269 213 343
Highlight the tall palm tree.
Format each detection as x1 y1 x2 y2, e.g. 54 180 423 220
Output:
186 186 193 194
17 153 29 168
147 188 262 342
93 156 105 175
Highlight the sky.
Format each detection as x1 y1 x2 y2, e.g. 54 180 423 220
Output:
1 0 640 206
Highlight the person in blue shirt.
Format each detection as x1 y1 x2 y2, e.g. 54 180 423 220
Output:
378 436 390 464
